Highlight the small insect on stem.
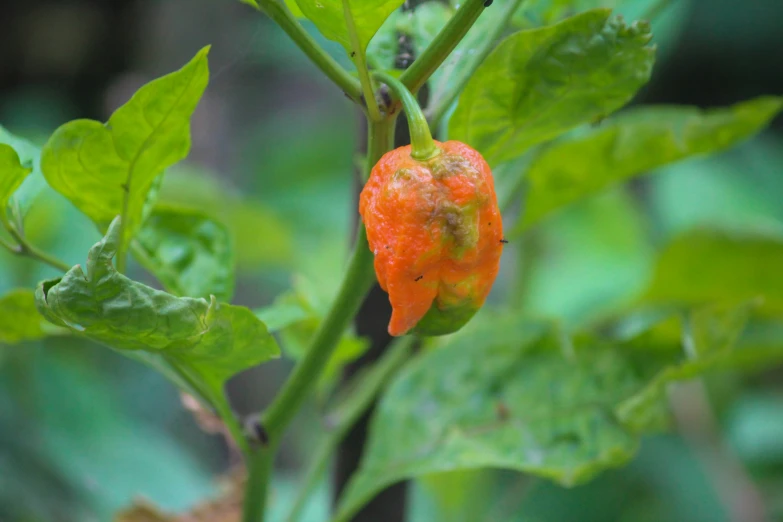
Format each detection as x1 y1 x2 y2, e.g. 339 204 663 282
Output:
350 52 356 57
500 239 509 244
245 417 270 448
415 275 423 282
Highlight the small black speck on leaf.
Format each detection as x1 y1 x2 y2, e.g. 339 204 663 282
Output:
350 51 356 57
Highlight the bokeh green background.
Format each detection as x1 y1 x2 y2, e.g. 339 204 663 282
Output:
1 0 782 520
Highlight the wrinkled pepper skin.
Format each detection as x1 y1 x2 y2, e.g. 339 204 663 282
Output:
359 140 503 337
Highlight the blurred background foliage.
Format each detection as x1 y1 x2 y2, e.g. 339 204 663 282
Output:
1 0 782 521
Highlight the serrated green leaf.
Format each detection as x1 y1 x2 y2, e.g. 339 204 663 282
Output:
0 144 32 209
518 96 783 229
643 229 783 314
449 9 654 166
34 217 278 406
294 0 404 54
0 289 54 344
40 47 210 253
132 205 235 302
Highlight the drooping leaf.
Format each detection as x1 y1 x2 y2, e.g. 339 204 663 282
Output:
0 144 32 211
0 289 55 344
294 0 404 55
34 217 279 408
643 228 783 315
335 307 783 519
0 125 47 221
133 206 235 302
449 9 654 166
517 97 783 229
40 47 210 253
335 317 643 519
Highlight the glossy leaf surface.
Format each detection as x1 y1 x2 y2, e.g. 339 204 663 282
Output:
518 97 783 229
449 9 654 166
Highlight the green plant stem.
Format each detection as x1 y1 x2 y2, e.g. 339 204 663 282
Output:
285 336 415 522
374 72 437 161
427 0 525 128
343 0 382 121
251 0 362 102
0 215 70 272
242 440 277 522
399 0 488 96
242 119 394 522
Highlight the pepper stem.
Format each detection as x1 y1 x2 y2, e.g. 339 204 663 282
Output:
373 71 439 161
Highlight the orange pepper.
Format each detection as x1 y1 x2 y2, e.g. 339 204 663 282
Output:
360 140 503 336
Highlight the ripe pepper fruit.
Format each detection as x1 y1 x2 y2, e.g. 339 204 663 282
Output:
360 73 503 337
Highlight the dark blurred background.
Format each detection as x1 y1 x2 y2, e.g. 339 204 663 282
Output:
1 0 782 521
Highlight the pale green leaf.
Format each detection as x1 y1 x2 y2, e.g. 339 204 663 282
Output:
286 0 304 17
132 205 235 302
336 308 783 519
254 302 310 333
335 317 643 519
294 0 404 54
41 47 210 251
518 96 783 229
0 126 46 220
34 217 279 404
0 144 32 209
643 229 783 315
0 289 54 344
449 9 654 166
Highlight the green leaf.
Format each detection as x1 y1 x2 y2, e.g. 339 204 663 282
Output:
34 217 279 408
132 205 235 302
285 0 304 17
518 96 783 229
336 307 783 520
254 301 310 333
0 125 47 221
294 0 404 55
643 229 783 315
40 47 210 252
0 289 54 344
0 144 32 210
449 9 654 166
335 317 643 519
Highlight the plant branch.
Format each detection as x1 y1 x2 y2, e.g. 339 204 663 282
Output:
285 336 415 522
0 214 71 272
242 118 393 522
250 0 363 102
399 0 488 96
343 0 382 121
427 0 525 128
